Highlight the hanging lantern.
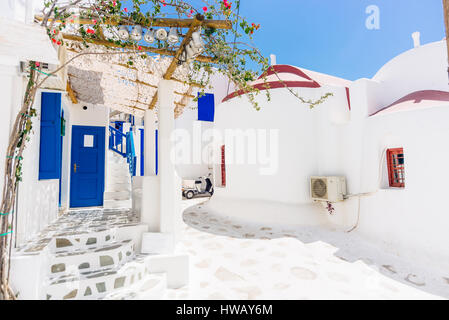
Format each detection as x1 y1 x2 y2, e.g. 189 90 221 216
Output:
144 28 155 43
185 42 195 60
191 30 205 54
118 25 129 40
130 25 143 41
167 27 179 44
155 28 168 41
102 26 119 40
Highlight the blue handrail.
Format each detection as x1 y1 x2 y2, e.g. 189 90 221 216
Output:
109 126 126 157
126 131 137 176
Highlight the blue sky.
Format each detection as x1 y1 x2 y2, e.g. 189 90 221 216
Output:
126 0 445 81
243 0 445 80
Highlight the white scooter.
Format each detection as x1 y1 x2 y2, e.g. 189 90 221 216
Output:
182 175 214 199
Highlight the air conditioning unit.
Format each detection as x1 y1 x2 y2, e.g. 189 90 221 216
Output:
20 62 57 76
310 176 347 202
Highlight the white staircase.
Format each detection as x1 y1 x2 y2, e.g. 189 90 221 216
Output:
104 150 132 209
12 208 170 300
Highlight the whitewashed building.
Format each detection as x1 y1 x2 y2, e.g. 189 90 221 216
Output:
208 35 449 272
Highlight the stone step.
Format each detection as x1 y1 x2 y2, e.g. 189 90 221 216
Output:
105 184 131 193
108 154 127 162
104 199 132 209
48 240 135 277
107 165 130 172
44 254 156 300
104 191 131 201
102 273 167 300
107 176 131 184
49 229 118 253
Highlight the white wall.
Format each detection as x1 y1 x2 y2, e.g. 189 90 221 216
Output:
212 85 348 205
16 89 68 245
369 40 448 115
0 59 61 247
175 74 229 180
352 106 449 271
207 40 449 268
0 0 36 24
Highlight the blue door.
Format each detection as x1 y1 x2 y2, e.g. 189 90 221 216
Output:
70 126 105 208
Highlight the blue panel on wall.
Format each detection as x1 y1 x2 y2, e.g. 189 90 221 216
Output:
139 128 144 176
198 93 215 122
155 129 158 175
39 92 62 180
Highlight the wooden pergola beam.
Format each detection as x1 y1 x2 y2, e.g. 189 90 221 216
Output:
62 34 214 63
149 14 205 110
66 80 78 104
35 15 232 30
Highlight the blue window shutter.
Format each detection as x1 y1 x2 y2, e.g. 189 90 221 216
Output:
155 129 158 175
140 128 144 176
198 93 215 122
39 92 62 180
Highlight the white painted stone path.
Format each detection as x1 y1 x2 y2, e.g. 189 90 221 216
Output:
162 200 449 300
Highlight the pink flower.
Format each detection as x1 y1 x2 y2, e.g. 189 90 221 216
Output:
35 62 40 67
92 19 97 24
138 46 142 50
203 6 208 12
123 8 128 12
86 28 95 34
112 1 116 6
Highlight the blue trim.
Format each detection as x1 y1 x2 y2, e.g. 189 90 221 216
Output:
198 93 215 122
126 131 137 176
155 129 158 175
39 92 62 180
109 126 126 157
70 125 106 208
58 109 64 207
139 128 144 176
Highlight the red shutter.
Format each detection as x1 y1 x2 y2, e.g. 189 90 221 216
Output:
387 148 405 188
221 145 226 187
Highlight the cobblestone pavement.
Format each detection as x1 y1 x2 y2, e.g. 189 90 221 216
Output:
164 201 448 300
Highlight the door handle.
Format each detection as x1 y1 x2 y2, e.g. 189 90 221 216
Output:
74 163 78 173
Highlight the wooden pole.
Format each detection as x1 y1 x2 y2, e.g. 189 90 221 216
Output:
61 34 214 63
443 0 449 78
149 14 205 109
35 15 232 30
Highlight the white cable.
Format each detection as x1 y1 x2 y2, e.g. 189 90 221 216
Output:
346 147 388 233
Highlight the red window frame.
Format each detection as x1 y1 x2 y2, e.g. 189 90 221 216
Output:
221 145 226 187
387 148 405 188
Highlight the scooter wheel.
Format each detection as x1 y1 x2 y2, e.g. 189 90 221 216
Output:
185 191 194 199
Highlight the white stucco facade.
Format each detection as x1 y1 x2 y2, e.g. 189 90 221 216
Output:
208 40 449 272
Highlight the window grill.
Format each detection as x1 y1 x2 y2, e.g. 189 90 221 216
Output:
221 145 226 187
387 148 405 188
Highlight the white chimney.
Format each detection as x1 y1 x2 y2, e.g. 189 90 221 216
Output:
412 32 421 48
270 54 277 66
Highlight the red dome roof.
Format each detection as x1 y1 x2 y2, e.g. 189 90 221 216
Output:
370 90 449 116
